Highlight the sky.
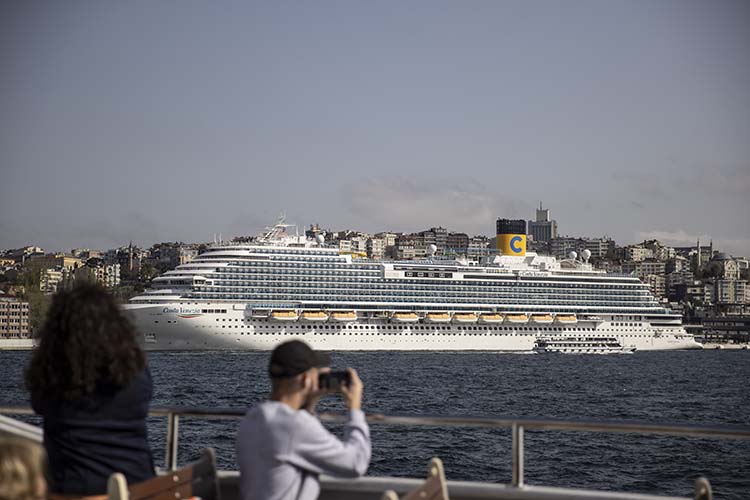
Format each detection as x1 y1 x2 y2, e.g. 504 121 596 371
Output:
1 1 748 256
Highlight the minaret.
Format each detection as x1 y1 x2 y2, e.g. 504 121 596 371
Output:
697 239 701 267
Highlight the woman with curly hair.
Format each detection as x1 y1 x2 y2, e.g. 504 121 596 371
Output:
25 284 155 496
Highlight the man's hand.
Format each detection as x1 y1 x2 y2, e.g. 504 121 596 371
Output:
302 367 331 414
340 368 363 411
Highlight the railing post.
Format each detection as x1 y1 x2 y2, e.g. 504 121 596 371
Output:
512 423 524 487
165 412 179 471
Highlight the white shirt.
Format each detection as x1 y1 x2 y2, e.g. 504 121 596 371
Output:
236 401 371 500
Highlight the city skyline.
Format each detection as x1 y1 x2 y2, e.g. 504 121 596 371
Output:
1 1 748 255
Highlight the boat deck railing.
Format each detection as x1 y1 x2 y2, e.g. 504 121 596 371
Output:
2 405 749 500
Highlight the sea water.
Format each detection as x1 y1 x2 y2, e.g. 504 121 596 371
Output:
2 350 749 499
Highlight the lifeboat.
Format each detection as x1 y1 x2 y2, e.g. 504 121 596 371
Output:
531 314 554 324
505 314 529 324
302 311 329 322
392 312 420 323
425 312 451 323
479 313 504 323
331 311 357 322
555 314 578 324
453 312 478 323
271 310 299 321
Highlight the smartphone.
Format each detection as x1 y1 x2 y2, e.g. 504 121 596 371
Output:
318 371 351 391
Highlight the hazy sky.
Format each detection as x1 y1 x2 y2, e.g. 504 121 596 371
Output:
1 1 748 256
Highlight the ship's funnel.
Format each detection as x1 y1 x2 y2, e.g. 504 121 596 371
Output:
496 219 527 256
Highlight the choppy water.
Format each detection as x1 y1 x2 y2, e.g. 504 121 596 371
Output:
2 350 749 499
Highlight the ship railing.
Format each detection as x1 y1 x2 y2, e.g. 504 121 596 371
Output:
2 405 749 500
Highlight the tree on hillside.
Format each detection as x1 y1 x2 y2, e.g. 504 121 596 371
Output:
17 262 51 333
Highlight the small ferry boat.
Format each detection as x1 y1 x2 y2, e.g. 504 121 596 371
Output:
505 314 529 324
302 310 329 321
478 313 503 323
534 336 636 354
331 311 357 322
555 314 578 324
393 312 420 323
425 312 451 323
271 310 299 321
453 312 478 323
531 314 554 324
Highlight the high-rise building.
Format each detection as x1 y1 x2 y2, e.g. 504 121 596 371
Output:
528 202 558 243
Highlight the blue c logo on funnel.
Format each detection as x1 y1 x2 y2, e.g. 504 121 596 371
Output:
510 236 523 253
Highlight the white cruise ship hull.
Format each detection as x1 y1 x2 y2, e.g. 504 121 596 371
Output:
123 304 700 352
124 304 536 351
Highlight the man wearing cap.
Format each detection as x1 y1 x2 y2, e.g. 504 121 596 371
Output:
236 340 371 500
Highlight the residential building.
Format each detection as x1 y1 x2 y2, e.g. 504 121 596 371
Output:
0 296 30 337
375 232 398 248
396 234 426 259
30 253 83 271
178 246 199 265
350 236 368 254
550 237 582 260
416 227 447 255
666 255 689 274
7 246 44 265
666 270 694 297
643 274 666 298
583 237 614 260
366 238 386 260
622 259 666 278
713 280 748 305
75 263 121 288
468 236 489 259
625 245 653 262
446 232 469 255
338 240 352 253
40 267 74 295
674 282 707 303
71 248 103 260
643 240 675 261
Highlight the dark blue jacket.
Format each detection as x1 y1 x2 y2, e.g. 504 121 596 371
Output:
32 367 155 494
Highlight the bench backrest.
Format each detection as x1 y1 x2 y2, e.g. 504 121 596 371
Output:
108 448 219 500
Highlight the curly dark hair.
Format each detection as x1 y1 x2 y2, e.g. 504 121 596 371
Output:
25 283 145 401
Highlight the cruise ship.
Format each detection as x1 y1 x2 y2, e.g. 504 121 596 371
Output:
123 218 702 351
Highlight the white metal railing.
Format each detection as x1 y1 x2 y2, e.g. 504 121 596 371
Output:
2 405 749 500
